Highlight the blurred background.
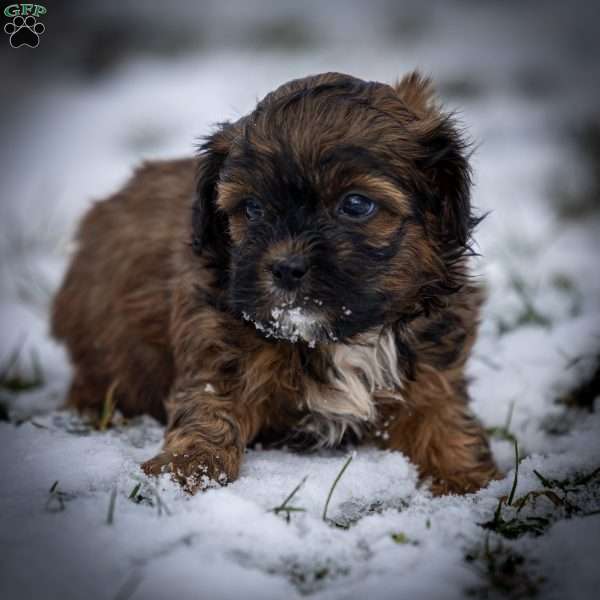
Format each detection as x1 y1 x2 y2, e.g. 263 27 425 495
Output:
0 0 599 413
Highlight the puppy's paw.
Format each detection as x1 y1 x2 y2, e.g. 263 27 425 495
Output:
141 444 241 493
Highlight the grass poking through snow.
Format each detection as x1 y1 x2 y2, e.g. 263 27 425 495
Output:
107 486 117 525
507 441 520 506
127 478 171 516
390 532 419 546
322 453 354 524
481 441 550 540
270 475 307 522
45 480 73 513
487 400 517 444
482 440 600 543
97 380 119 431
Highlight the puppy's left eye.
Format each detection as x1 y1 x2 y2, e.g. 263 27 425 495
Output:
337 193 377 221
244 198 264 221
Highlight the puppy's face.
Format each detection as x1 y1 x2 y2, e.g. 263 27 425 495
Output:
193 73 474 345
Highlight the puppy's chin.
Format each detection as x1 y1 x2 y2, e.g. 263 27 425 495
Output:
241 305 336 347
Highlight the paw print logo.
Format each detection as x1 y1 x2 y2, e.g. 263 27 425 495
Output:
4 15 45 48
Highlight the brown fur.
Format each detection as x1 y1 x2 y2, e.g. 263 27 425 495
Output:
52 71 498 494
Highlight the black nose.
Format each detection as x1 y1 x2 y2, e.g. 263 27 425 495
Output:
271 256 308 289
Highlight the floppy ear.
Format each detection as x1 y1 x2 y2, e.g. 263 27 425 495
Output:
395 72 474 249
191 123 236 260
417 116 473 248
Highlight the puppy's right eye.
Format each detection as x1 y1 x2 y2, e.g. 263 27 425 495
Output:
244 198 264 222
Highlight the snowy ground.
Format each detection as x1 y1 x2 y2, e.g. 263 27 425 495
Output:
1 2 600 599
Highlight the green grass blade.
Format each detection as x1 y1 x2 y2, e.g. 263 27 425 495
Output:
322 453 354 522
507 440 519 506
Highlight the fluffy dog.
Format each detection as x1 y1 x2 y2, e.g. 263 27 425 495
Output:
52 71 498 494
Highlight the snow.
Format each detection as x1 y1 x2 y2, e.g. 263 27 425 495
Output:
244 304 333 346
1 1 600 598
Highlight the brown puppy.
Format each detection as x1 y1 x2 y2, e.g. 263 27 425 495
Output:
52 72 498 495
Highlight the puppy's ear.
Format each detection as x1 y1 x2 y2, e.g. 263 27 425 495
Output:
394 71 437 118
417 116 473 248
192 123 236 259
396 72 473 248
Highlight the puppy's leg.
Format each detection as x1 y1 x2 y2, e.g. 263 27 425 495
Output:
141 385 263 492
140 276 268 492
380 366 498 495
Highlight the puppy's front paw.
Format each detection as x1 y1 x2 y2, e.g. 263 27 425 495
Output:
141 444 241 493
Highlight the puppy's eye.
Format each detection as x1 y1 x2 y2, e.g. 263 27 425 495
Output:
337 193 377 221
244 198 264 221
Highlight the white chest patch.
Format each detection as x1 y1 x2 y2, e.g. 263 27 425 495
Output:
300 328 404 447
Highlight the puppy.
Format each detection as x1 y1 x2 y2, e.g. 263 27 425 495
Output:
52 71 498 495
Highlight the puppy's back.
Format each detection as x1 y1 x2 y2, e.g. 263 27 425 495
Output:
52 158 197 418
